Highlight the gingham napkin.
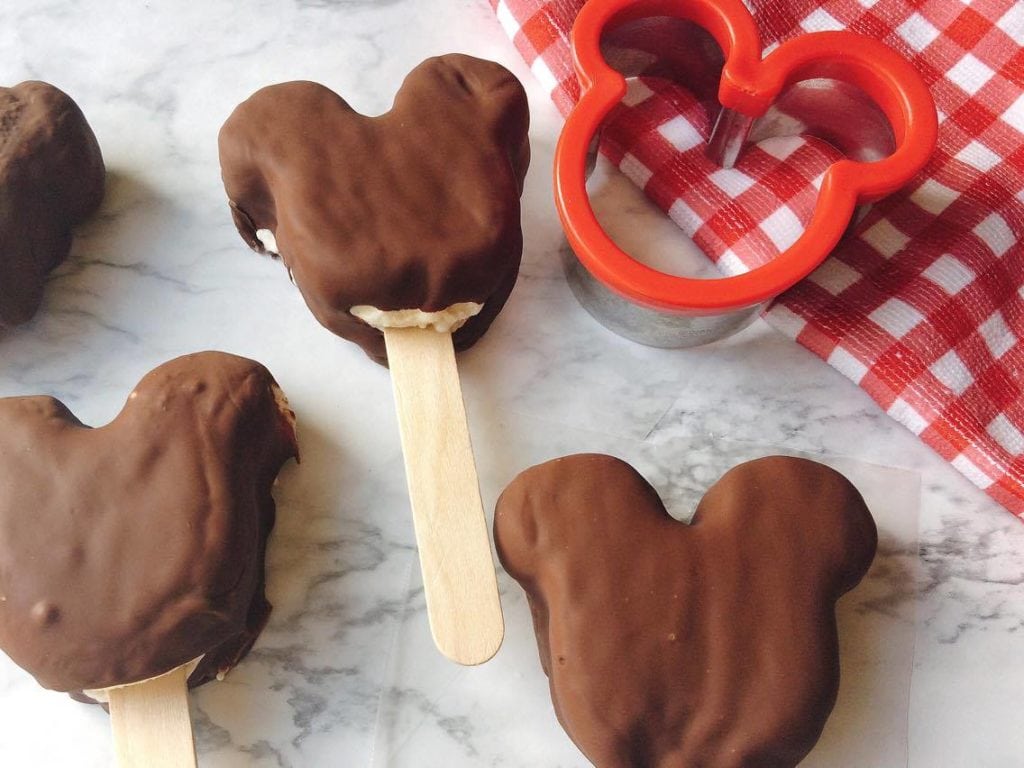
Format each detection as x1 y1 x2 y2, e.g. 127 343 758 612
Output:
492 0 1024 517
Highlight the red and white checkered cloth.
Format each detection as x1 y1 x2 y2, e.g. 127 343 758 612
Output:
492 0 1024 517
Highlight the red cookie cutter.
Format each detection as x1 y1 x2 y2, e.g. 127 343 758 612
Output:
554 0 937 347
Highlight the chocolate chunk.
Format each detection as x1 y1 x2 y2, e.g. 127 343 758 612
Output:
0 352 297 699
495 454 877 768
218 54 530 364
0 81 105 327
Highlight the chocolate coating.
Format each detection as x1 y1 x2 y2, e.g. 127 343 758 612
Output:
495 454 877 768
218 54 530 364
0 81 105 327
0 352 297 698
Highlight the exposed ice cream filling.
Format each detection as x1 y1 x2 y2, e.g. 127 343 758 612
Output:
270 381 296 433
255 228 279 255
256 229 481 333
350 302 484 334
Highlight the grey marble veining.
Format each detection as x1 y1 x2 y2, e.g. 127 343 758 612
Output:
1 0 1022 765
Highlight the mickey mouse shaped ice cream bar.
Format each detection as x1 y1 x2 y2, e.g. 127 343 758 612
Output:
0 81 104 328
496 455 877 767
219 54 529 366
0 44 885 768
220 53 531 667
0 352 297 766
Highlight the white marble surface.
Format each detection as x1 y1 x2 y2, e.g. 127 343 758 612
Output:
1 1 1022 766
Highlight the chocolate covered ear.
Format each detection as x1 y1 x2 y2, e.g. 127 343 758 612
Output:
0 81 105 328
495 454 877 768
0 352 297 700
396 55 531 193
218 54 530 364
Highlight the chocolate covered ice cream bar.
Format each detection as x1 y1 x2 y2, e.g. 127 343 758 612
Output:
218 55 531 664
219 54 529 364
0 352 297 765
495 454 877 768
0 81 104 327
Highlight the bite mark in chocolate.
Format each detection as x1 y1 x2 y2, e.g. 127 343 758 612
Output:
495 454 877 768
0 81 105 328
0 352 297 700
218 54 530 364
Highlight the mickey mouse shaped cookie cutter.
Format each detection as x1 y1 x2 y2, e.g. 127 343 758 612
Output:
554 0 938 347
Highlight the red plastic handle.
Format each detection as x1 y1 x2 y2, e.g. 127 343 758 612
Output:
554 0 938 313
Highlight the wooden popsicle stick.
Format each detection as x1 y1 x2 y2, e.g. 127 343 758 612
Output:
107 664 197 768
383 326 504 665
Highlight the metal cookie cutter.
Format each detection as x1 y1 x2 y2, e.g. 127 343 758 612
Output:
554 0 938 348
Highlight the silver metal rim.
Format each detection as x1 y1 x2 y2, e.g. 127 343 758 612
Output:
561 246 765 349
